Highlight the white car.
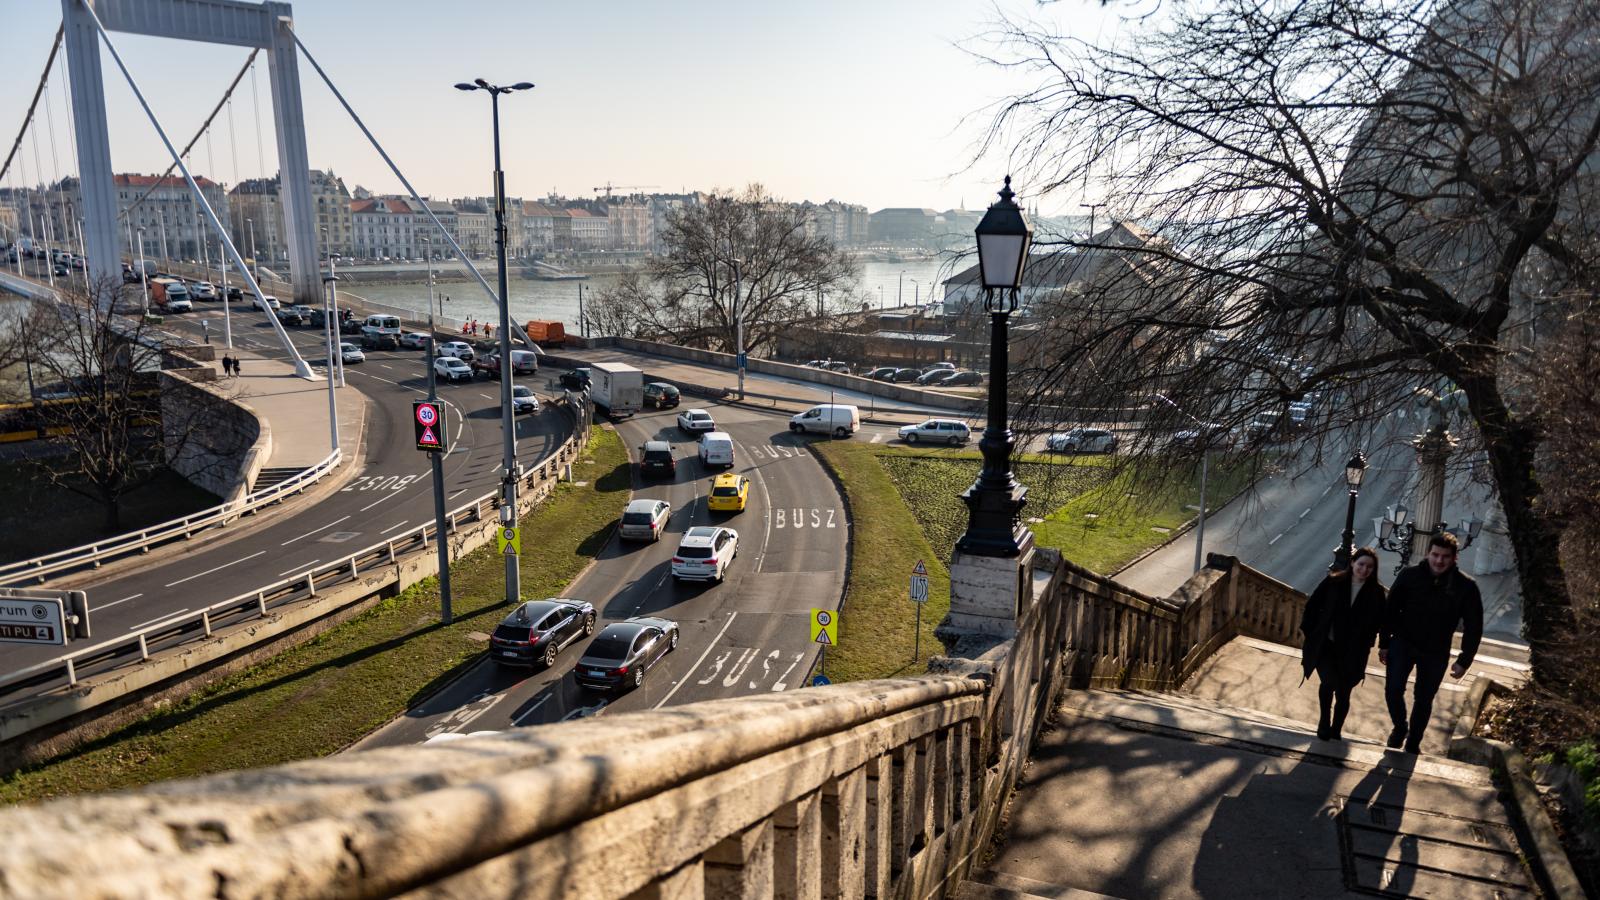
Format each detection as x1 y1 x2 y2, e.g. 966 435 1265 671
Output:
899 418 971 446
400 332 431 350
339 342 365 364
1046 428 1118 454
619 498 672 542
677 408 716 433
190 282 216 300
512 384 541 414
438 340 475 361
671 526 738 583
258 295 281 310
434 356 473 383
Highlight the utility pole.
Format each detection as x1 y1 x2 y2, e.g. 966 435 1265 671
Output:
733 258 746 399
1080 202 1104 241
321 266 340 453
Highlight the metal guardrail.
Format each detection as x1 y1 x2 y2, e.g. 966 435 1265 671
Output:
0 449 344 587
0 397 590 703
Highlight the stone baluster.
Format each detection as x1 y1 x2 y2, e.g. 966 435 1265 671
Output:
865 754 894 898
820 767 868 900
775 791 823 900
705 819 775 899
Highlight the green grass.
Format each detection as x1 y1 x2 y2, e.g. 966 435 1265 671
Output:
0 462 220 564
0 426 630 805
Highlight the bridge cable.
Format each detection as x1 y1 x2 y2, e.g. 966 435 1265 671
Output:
0 25 63 186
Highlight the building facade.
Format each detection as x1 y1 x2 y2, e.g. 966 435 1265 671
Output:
605 200 652 251
351 198 418 260
452 200 493 258
228 177 284 264
309 170 353 256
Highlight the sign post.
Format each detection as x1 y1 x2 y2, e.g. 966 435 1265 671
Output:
909 558 929 661
417 385 451 623
496 525 521 557
810 607 838 684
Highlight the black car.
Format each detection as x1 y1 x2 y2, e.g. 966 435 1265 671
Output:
276 308 305 326
226 286 243 301
915 369 956 385
574 616 680 693
889 368 922 383
639 440 676 478
644 382 680 409
865 366 898 381
940 370 982 387
489 598 596 668
559 367 592 391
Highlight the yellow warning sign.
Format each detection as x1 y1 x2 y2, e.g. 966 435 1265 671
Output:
810 608 838 645
496 526 521 556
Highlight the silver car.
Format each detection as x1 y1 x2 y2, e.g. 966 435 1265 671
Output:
899 418 971 446
619 498 671 542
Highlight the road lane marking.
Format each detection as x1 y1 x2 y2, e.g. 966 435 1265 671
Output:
164 550 267 587
281 516 352 545
360 491 400 512
1321 484 1332 497
479 393 495 401
379 519 410 535
279 559 319 577
772 651 806 691
448 488 470 499
99 593 143 609
722 648 758 687
655 611 738 709
870 433 882 443
1269 533 1284 545
511 695 551 725
128 608 190 631
1299 508 1311 519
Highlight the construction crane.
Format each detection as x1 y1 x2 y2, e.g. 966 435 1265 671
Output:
593 182 659 199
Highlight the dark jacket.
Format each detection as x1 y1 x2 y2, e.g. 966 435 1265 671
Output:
1301 572 1386 683
1380 563 1483 669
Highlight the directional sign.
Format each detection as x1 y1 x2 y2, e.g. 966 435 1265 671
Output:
0 596 65 646
414 399 446 452
496 526 521 557
910 558 929 604
810 608 838 645
812 673 831 687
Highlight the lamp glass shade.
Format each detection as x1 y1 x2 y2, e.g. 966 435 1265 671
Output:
1393 504 1409 527
974 177 1031 290
1343 451 1367 488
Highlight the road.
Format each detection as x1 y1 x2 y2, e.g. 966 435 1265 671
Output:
360 401 848 743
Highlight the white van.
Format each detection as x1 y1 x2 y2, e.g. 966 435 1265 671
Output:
699 431 736 467
789 404 860 438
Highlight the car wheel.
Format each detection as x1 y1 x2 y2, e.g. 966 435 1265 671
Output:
583 613 595 636
543 643 558 668
905 432 918 444
632 667 645 690
790 423 803 434
669 630 679 651
948 435 962 446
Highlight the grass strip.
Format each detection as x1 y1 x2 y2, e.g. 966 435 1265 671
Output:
0 425 629 805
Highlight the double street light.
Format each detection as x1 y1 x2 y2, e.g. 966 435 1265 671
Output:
455 77 533 609
1375 505 1483 575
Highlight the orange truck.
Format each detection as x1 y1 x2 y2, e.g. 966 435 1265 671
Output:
525 319 566 347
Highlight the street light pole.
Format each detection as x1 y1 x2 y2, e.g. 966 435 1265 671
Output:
320 266 340 453
1332 450 1368 570
733 258 745 399
136 226 149 312
1154 392 1211 572
457 76 535 609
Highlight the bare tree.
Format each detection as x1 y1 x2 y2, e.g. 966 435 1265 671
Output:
972 0 1599 685
588 185 858 353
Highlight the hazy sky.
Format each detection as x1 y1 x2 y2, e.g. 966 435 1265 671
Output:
1 1 1123 214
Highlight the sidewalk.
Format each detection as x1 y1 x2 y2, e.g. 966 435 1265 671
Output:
214 345 367 470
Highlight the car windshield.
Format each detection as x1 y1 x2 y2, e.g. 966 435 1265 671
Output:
712 486 740 497
678 545 713 559
514 386 533 397
644 450 671 462
622 511 653 524
586 634 632 661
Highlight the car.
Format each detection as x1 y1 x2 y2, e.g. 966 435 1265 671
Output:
802 359 828 369
511 384 541 414
707 472 750 513
915 369 957 385
1245 411 1285 443
618 498 671 542
489 598 596 668
225 285 243 301
399 332 432 350
190 282 217 300
939 370 983 387
340 317 366 335
70 256 85 270
437 340 475 361
1046 427 1119 454
573 616 680 693
433 356 473 383
643 382 680 409
288 304 317 323
899 418 972 446
275 307 305 326
52 264 68 277
677 408 716 434
339 342 365 364
865 366 898 381
1169 424 1227 452
475 349 539 379
559 367 592 391
671 525 738 583
259 295 282 310
921 361 957 374
823 361 851 374
698 431 735 467
889 368 923 383
639 440 676 479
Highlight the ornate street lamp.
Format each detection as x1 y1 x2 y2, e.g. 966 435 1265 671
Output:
1375 504 1483 575
1331 449 1366 570
956 177 1031 557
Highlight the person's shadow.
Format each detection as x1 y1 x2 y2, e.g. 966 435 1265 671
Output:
1348 754 1416 895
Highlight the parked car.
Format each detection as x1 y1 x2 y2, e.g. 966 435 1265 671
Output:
677 408 716 434
707 472 750 513
433 356 473 383
437 340 475 361
899 418 972 446
823 361 851 374
1046 428 1119 454
339 342 365 364
1169 424 1227 452
939 370 983 387
639 440 676 479
865 366 899 381
644 382 681 409
698 431 735 468
1244 411 1285 443
671 525 739 583
511 384 541 414
399 332 432 350
559 367 592 391
915 369 957 386
889 368 922 383
52 264 68 277
573 616 680 693
921 361 956 374
489 598 596 668
619 498 672 542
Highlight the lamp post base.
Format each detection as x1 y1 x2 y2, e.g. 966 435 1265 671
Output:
944 529 1036 644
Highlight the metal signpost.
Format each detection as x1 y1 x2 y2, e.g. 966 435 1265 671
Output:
909 558 929 661
414 397 452 622
810 607 838 684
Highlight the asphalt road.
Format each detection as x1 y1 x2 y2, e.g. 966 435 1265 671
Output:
359 401 848 745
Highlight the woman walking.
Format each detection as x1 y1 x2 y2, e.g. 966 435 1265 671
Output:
1301 547 1386 741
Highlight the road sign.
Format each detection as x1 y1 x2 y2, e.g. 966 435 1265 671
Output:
414 399 446 452
0 596 65 646
496 526 521 557
812 673 831 687
810 608 838 645
910 558 929 604
736 352 748 368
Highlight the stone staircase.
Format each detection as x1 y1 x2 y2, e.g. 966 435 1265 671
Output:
250 465 306 492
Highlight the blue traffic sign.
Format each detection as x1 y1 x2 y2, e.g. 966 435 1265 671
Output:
812 673 831 687
736 352 748 368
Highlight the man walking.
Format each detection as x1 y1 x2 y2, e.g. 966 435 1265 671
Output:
1378 532 1483 753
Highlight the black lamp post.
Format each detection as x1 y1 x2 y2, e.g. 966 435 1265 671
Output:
956 177 1031 558
1331 449 1367 570
455 77 534 607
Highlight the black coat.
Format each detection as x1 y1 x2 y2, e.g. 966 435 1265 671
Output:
1380 563 1483 670
1301 572 1386 685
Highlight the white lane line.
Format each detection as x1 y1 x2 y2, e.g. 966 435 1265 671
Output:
279 559 319 577
870 433 882 443
379 519 410 535
379 363 394 370
1299 508 1311 519
654 611 738 709
281 515 352 545
360 491 399 512
99 592 144 610
1321 484 1332 497
1269 533 1284 546
511 695 551 726
164 551 267 587
449 488 470 499
479 393 495 401
128 608 190 631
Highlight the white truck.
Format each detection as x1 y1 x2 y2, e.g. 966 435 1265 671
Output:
590 361 644 417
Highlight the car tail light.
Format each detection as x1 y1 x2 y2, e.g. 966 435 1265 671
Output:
613 665 629 675
672 558 684 565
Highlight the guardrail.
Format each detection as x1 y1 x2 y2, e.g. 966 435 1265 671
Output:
0 449 344 588
0 396 589 705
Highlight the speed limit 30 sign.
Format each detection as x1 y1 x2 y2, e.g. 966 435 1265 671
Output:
414 400 446 452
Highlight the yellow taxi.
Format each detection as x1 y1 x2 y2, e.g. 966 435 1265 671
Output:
707 472 750 512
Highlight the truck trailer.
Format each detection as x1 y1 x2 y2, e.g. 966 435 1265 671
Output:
589 361 643 417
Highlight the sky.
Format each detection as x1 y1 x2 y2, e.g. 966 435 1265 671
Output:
0 0 1125 215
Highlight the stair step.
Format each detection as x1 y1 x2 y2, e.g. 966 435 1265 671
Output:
959 870 1124 900
252 466 307 492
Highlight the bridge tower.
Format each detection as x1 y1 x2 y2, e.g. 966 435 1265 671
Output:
62 0 321 305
